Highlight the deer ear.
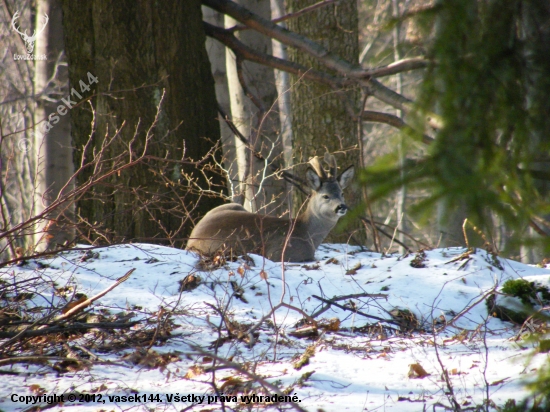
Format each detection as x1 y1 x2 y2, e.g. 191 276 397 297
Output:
338 165 354 189
306 168 322 191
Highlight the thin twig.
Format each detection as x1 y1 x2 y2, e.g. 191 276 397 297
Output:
54 268 135 322
217 105 308 195
0 356 90 368
311 292 388 318
311 295 400 325
246 301 315 343
189 346 309 412
0 321 139 339
361 216 429 249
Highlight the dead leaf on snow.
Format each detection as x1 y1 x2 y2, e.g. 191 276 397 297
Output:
28 384 45 394
345 262 362 275
61 295 88 314
490 377 510 386
319 318 340 332
408 363 430 379
178 274 201 292
185 365 205 379
220 377 245 395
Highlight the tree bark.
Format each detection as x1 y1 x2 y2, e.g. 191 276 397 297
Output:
271 0 294 213
286 0 361 239
61 0 225 246
519 0 550 262
224 0 287 215
33 0 74 251
203 6 240 199
392 0 407 253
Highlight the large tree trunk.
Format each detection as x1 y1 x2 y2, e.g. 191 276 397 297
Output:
61 0 224 246
286 0 361 239
519 1 550 263
33 0 73 251
224 0 287 215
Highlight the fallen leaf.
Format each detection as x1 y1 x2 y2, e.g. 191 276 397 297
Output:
178 274 201 292
408 363 430 379
319 318 340 331
220 377 244 394
345 262 362 275
490 377 510 386
185 365 204 379
61 295 88 314
28 384 44 394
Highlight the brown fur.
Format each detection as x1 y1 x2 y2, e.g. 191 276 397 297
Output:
186 157 354 262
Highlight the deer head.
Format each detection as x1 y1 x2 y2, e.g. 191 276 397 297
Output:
11 11 49 54
305 153 354 223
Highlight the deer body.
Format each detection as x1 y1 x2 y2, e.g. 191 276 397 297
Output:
186 156 354 262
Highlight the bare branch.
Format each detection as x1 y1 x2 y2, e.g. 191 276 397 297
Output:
360 216 432 249
362 78 414 113
311 292 388 318
203 0 358 75
246 301 315 342
0 356 88 368
202 0 421 116
361 57 429 78
362 111 434 144
189 346 309 412
0 321 139 339
311 295 400 326
217 104 309 195
203 22 343 89
54 269 135 321
272 0 338 25
229 0 338 32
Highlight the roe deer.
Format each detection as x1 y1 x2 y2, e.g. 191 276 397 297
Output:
186 154 354 262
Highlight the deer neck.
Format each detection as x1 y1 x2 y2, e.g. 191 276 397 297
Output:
296 205 338 249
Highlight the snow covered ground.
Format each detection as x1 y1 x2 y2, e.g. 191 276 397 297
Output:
1 243 549 411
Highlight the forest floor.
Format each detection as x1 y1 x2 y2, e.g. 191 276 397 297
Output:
1 243 549 411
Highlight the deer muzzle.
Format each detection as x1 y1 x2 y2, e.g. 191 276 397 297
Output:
335 204 348 216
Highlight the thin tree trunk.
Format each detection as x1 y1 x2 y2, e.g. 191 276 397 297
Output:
224 0 286 215
33 0 74 252
203 6 240 200
224 13 251 206
392 0 407 253
271 0 294 214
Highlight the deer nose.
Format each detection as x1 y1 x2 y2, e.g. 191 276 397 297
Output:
335 204 348 215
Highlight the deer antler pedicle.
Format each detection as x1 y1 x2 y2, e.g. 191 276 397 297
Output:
309 154 340 182
324 153 338 179
308 156 328 180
